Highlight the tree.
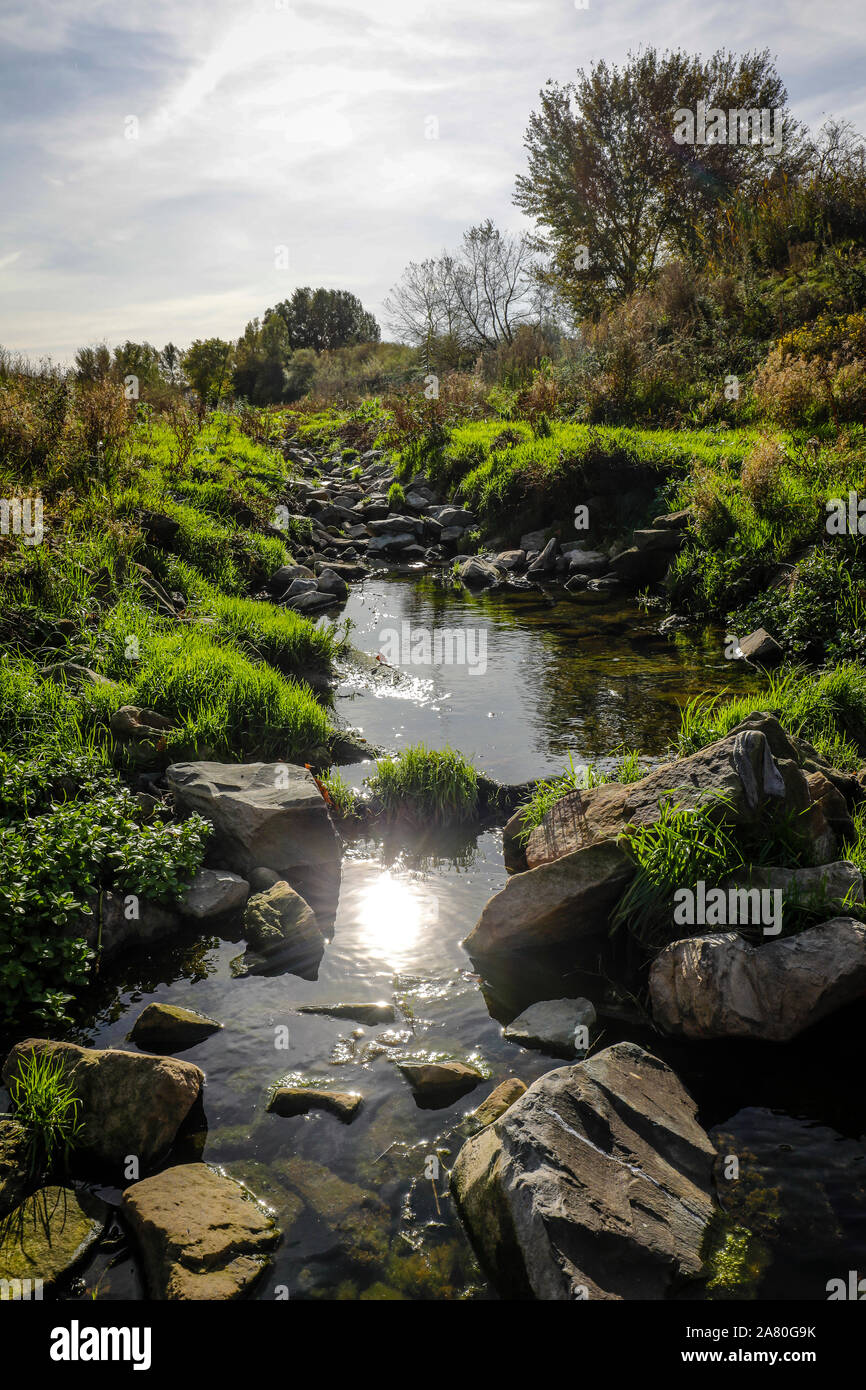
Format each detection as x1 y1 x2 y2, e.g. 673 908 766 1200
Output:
159 342 185 385
268 287 380 352
514 47 805 319
182 338 234 404
385 220 543 361
112 341 162 391
74 344 112 382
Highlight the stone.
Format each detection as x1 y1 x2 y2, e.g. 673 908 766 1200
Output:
520 528 547 552
89 892 179 959
469 1079 526 1128
239 880 325 978
1 1039 203 1173
450 1043 716 1300
503 997 597 1057
525 723 821 871
438 506 475 530
720 860 864 911
248 866 283 894
286 590 341 614
458 557 502 588
738 628 784 666
122 1163 279 1299
179 868 250 920
130 1003 222 1053
463 839 634 955
284 577 318 598
526 538 558 575
650 917 866 1041
267 564 315 594
295 1002 396 1025
166 761 341 927
567 548 608 574
653 508 693 530
317 567 350 598
395 1061 483 1109
0 1186 108 1289
495 550 526 571
267 1087 362 1122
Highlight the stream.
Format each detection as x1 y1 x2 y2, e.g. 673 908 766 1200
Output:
12 574 866 1301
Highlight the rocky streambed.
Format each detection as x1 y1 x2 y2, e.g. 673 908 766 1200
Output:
2 440 865 1303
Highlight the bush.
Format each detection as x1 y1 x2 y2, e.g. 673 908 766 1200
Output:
366 744 479 825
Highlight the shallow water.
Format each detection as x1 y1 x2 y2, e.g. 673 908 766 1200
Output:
11 575 866 1301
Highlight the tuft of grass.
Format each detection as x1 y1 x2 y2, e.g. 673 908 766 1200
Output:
676 665 866 769
517 748 645 842
387 481 406 510
366 744 479 825
8 1050 83 1177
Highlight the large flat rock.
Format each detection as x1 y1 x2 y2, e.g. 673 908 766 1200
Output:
122 1163 279 1299
2 1040 203 1174
167 761 341 927
463 839 633 955
0 1186 108 1288
451 1043 716 1300
650 916 866 1041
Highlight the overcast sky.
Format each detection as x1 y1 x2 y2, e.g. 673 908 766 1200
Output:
1 0 865 364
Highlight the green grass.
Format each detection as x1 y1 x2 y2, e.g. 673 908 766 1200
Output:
676 665 866 769
387 481 406 510
366 744 480 825
7 1050 83 1177
517 748 645 842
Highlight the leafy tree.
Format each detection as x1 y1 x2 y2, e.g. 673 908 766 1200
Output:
182 338 234 404
514 47 805 319
268 287 380 352
112 341 162 391
73 344 112 382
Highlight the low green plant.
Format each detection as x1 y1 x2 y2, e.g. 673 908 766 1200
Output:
8 1050 83 1177
319 769 360 821
366 744 479 824
387 481 406 510
517 748 644 842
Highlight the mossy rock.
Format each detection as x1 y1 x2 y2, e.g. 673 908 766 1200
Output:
0 1185 108 1287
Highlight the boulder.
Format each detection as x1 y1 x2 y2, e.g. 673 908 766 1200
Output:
238 880 325 979
316 567 350 598
122 1164 279 1299
650 917 866 1041
286 590 341 615
450 1043 716 1300
0 1186 108 1289
267 1088 362 1122
179 868 250 920
738 628 784 666
130 1003 222 1053
438 506 475 530
525 722 826 871
166 761 341 928
86 891 180 960
267 563 314 595
567 548 608 575
458 557 501 588
720 860 863 911
463 839 633 955
495 549 526 571
1 1040 203 1173
503 997 596 1057
395 1061 483 1109
526 538 558 576
653 508 693 530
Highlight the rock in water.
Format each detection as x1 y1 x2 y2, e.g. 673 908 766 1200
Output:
649 917 866 1041
130 1003 222 1053
0 1119 31 1220
122 1164 279 1299
451 1042 716 1300
295 1001 395 1025
0 1186 108 1288
1 1040 203 1173
503 997 596 1057
179 869 250 919
469 1079 526 1129
396 1060 483 1109
463 839 633 955
238 880 325 979
166 761 341 928
267 1087 362 1122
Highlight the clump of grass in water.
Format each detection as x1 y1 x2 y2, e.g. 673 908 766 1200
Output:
517 748 644 843
319 769 360 821
366 744 479 825
8 1050 83 1178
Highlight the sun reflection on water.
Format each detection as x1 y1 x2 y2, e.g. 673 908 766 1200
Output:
356 871 436 966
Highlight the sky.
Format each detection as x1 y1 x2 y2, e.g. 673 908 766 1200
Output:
1 0 865 364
